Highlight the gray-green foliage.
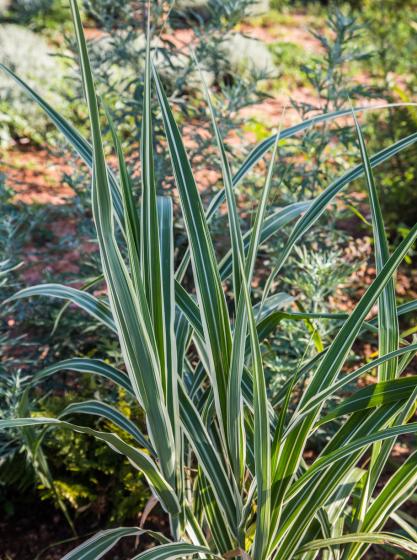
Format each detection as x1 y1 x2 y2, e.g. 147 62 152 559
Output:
1 0 69 28
2 1 417 559
259 10 373 403
274 9 375 204
356 0 417 231
62 0 269 188
9 0 52 19
174 0 269 18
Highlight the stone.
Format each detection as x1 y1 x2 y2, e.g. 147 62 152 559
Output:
0 24 65 144
0 0 11 14
247 0 270 15
222 32 275 77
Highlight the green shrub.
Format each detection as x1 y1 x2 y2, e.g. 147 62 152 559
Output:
258 9 374 409
353 0 417 233
2 0 70 30
60 0 270 174
8 0 54 21
2 2 417 559
40 389 149 523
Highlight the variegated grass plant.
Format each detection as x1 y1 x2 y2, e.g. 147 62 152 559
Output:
2 1 417 558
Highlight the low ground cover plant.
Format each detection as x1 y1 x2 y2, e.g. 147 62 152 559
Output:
2 1 417 559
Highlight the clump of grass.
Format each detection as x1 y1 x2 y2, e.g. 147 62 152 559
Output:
2 1 417 559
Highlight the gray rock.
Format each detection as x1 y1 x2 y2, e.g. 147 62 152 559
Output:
247 0 270 15
0 24 65 144
0 0 11 14
223 32 275 77
0 24 63 91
